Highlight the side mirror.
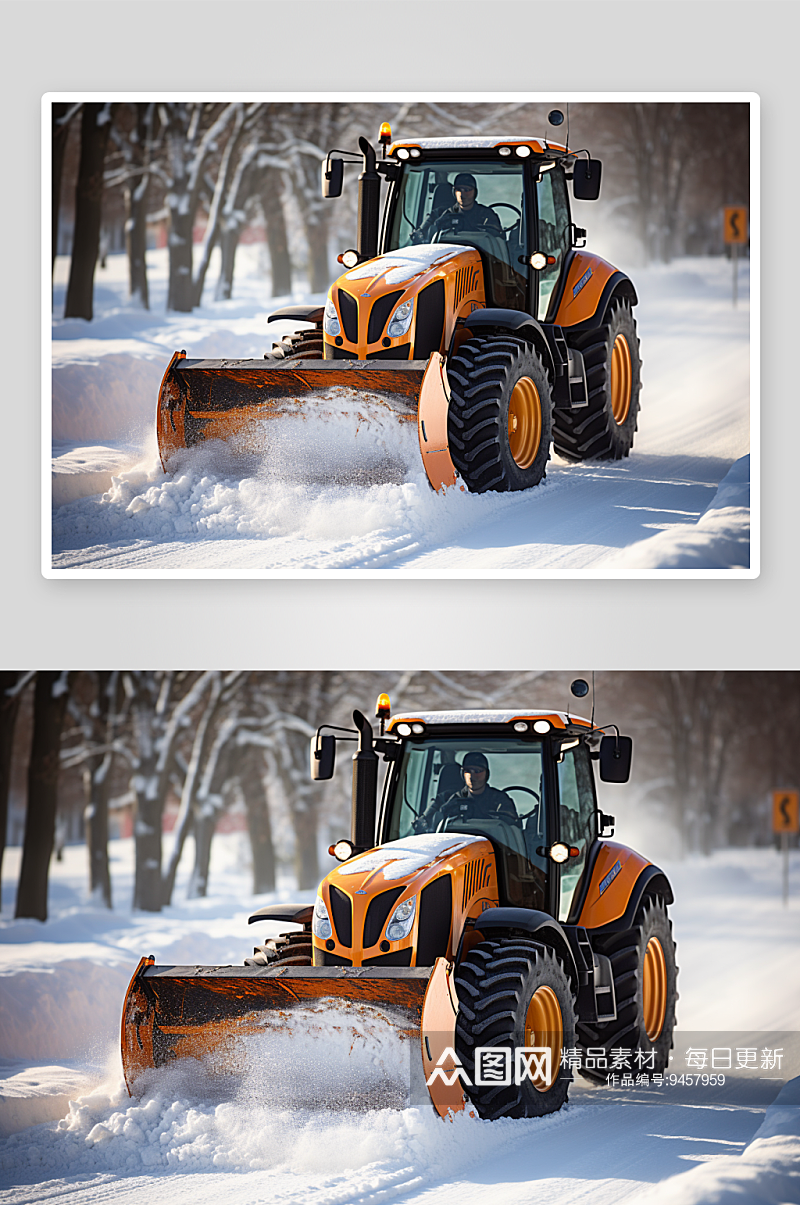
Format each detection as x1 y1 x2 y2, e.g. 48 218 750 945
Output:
572 158 602 201
598 734 632 783
311 733 336 780
321 156 343 199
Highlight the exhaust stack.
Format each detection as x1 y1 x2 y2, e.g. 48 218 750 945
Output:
351 709 378 852
357 137 380 261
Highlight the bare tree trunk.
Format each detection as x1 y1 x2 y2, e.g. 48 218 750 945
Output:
167 209 195 313
125 103 152 309
15 673 72 921
305 216 330 294
0 673 26 911
84 671 115 907
52 102 73 277
293 801 320 890
161 675 225 905
239 742 276 894
216 224 242 301
64 104 115 320
260 168 292 297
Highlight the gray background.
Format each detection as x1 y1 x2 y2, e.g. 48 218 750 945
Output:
5 1 790 670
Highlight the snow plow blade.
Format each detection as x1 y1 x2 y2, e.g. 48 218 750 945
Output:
121 955 466 1117
156 351 457 492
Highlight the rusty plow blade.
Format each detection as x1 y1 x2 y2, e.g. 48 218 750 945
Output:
156 352 458 492
121 955 467 1116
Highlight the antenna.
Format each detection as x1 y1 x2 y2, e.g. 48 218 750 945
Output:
591 670 595 728
566 103 570 152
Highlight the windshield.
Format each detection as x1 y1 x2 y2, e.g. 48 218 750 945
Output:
386 160 528 309
384 736 548 909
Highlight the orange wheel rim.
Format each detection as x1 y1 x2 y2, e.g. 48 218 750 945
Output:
643 937 667 1040
524 984 562 1092
508 376 542 469
610 334 632 425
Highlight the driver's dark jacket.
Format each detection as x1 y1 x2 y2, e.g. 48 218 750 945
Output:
412 202 502 244
422 784 517 830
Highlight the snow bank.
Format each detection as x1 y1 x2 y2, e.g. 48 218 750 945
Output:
52 354 165 443
637 1076 800 1205
604 456 751 571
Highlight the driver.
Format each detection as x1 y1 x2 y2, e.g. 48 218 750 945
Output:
410 174 502 244
415 752 518 831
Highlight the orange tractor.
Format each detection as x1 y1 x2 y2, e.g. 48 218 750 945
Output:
121 685 677 1120
157 113 642 494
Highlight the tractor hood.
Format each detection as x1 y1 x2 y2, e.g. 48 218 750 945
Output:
314 833 498 967
324 244 483 361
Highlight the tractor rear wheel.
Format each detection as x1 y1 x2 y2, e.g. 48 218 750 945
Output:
267 328 324 361
578 896 677 1085
454 938 576 1118
447 336 553 493
554 301 641 462
244 930 313 967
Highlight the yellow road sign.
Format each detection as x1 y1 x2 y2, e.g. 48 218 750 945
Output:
772 790 799 833
724 207 748 245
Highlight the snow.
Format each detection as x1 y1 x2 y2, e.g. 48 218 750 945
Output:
47 249 753 577
335 833 484 879
1 838 798 1203
390 709 588 725
344 244 470 285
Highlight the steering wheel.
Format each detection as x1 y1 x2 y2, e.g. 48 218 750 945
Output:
489 202 522 233
502 785 540 820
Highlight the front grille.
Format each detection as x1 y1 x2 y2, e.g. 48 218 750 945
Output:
363 949 413 967
337 289 359 343
332 346 358 359
367 290 403 345
363 886 404 948
366 345 410 360
416 875 452 966
321 950 352 966
329 885 352 947
413 280 445 360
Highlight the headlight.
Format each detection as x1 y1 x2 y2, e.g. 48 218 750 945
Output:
386 895 416 941
312 894 333 940
323 298 340 337
387 298 414 338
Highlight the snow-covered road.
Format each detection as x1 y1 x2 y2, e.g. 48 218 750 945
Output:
1 839 797 1205
48 252 752 575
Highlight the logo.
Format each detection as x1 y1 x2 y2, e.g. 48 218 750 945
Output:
598 859 622 896
425 1046 552 1089
572 267 593 299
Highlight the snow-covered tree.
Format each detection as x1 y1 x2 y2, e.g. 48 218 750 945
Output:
15 673 73 921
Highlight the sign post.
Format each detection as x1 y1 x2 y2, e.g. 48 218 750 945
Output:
772 790 799 905
723 207 748 308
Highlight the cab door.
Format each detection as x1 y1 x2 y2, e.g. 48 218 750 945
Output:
555 741 598 921
535 165 572 321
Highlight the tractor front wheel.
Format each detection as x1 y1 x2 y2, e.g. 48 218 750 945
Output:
554 300 641 462
578 895 677 1085
447 336 553 493
455 938 576 1118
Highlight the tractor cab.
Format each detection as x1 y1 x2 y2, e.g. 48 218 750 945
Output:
383 139 578 321
379 715 600 924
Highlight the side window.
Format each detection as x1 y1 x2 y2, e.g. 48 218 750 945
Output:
535 167 571 320
556 743 597 921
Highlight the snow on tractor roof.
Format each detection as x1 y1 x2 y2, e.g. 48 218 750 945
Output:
388 709 590 729
390 136 567 154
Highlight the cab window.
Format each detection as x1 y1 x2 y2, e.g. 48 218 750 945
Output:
556 741 597 921
536 165 571 320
